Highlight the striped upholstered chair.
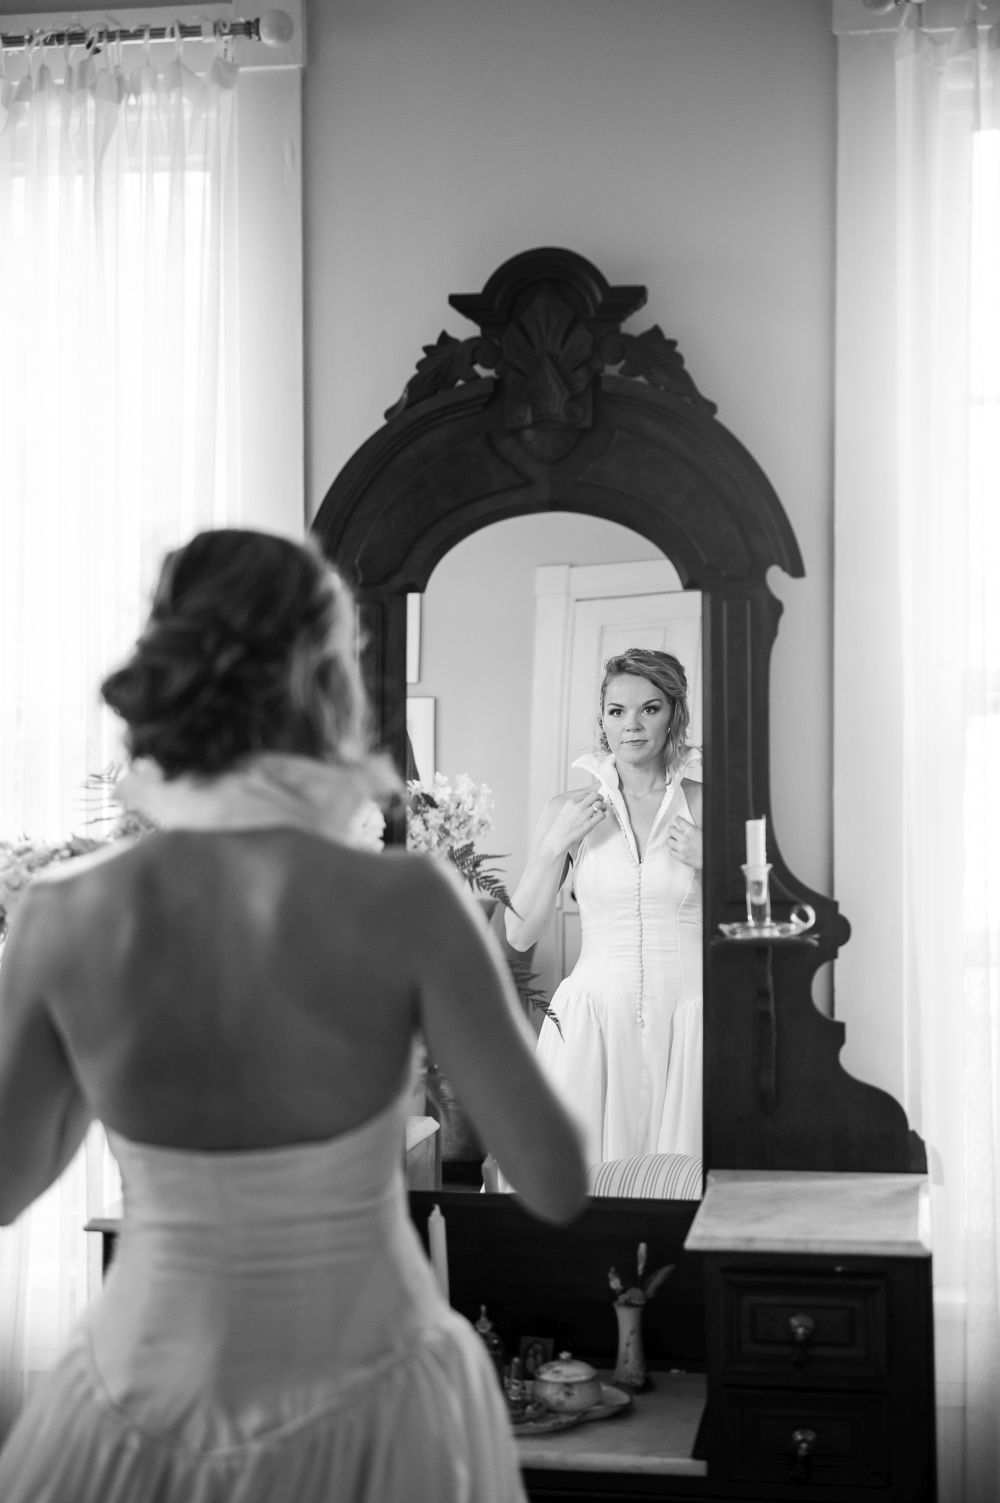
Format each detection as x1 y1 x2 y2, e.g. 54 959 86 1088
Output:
586 1153 703 1200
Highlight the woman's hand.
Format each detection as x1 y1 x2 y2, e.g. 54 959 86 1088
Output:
667 814 702 870
505 785 609 951
539 784 610 860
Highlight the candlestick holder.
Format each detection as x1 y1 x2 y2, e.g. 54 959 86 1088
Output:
741 863 772 927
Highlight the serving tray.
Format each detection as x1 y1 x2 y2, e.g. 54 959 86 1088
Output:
511 1383 632 1436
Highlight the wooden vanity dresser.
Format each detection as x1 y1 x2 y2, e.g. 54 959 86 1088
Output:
313 248 939 1502
410 1173 934 1503
692 1171 935 1502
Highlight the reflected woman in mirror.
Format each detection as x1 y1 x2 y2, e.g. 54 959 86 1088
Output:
0 528 585 1503
506 648 702 1169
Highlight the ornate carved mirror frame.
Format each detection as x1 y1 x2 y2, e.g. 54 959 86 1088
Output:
313 247 924 1177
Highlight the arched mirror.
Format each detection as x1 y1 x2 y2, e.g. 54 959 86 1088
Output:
414 513 698 1008
313 248 924 1194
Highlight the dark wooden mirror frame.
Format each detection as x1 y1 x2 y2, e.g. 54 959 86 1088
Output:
312 247 924 1177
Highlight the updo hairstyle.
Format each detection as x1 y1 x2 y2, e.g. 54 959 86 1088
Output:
597 647 692 772
101 529 374 779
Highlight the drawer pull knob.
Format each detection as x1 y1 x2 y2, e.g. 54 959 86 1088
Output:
789 1426 818 1480
788 1312 816 1349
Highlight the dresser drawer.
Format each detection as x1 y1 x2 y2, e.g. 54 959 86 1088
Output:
719 1387 890 1489
721 1271 887 1381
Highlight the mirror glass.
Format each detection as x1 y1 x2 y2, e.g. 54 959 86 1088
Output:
407 512 703 1192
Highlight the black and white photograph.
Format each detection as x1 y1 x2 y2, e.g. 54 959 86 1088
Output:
0 3 994 1501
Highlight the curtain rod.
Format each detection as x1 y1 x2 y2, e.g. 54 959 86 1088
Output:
0 17 263 50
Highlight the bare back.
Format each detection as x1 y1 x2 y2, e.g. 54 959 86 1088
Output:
32 830 426 1149
2 818 587 1225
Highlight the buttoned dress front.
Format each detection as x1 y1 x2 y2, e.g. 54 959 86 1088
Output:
535 754 703 1168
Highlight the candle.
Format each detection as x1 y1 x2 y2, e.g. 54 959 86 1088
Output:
746 817 767 868
427 1203 450 1303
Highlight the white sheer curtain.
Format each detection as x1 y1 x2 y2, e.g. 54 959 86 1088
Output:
0 28 240 1431
895 9 1000 1499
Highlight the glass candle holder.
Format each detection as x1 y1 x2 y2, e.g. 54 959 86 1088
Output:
741 862 772 927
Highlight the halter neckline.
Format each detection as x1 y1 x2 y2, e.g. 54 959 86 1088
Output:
114 753 387 848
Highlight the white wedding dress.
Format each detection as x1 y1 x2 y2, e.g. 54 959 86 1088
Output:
0 1094 523 1503
536 753 703 1168
0 756 526 1503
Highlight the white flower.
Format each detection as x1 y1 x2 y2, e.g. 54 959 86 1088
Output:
406 773 495 858
346 800 386 852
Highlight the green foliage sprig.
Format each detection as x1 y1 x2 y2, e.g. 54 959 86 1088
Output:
608 1242 675 1306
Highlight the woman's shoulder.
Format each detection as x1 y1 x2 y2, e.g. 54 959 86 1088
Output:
357 844 468 909
680 778 703 824
1 840 144 980
29 838 140 887
16 839 144 925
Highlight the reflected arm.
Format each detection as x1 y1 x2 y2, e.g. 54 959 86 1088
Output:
505 790 596 951
411 859 587 1224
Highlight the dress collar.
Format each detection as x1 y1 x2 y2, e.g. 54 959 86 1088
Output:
571 746 702 790
571 750 621 793
115 754 389 848
571 748 700 864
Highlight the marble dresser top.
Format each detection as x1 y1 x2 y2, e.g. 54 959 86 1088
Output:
684 1170 931 1257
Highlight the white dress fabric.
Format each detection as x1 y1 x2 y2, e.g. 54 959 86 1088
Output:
537 753 703 1167
0 1096 524 1503
0 756 526 1503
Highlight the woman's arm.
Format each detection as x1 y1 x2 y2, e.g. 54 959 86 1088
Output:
0 890 91 1226
409 860 587 1225
504 786 608 951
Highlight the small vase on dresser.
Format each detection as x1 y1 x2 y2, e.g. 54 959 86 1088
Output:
611 1299 653 1393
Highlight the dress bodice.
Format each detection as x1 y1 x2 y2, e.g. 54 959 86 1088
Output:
570 758 702 1014
534 753 704 1162
107 1092 406 1237
94 1092 443 1447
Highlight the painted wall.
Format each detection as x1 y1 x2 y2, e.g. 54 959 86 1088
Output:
304 0 838 919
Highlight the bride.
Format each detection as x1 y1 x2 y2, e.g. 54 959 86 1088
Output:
0 527 586 1503
506 647 703 1168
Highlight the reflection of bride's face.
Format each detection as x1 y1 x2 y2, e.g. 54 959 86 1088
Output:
600 674 671 772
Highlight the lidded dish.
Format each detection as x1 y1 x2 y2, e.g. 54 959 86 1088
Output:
531 1352 602 1412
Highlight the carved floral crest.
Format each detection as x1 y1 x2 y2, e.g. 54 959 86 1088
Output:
386 250 716 458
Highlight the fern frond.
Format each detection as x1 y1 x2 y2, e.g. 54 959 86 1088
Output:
506 953 563 1040
446 843 514 909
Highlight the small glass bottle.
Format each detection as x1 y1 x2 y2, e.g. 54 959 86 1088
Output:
505 1355 528 1412
474 1304 505 1387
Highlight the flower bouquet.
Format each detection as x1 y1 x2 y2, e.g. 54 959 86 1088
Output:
406 772 511 906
